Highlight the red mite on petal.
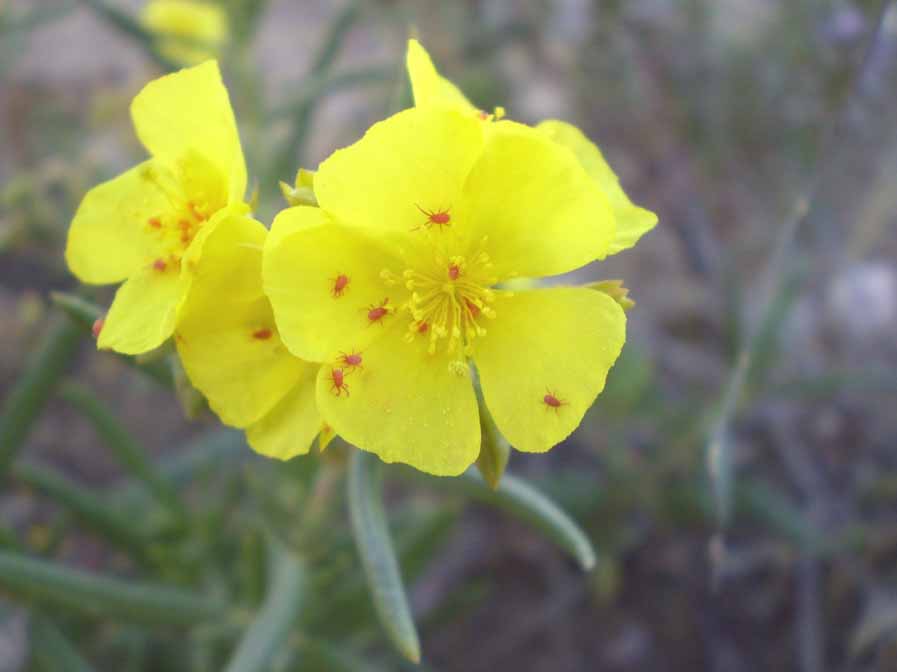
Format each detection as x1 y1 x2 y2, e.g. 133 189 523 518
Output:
367 298 390 325
152 258 167 272
340 351 363 370
331 274 350 298
252 328 273 340
91 318 105 339
543 390 567 412
330 367 350 397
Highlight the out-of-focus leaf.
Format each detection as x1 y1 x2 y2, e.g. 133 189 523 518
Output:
58 381 185 518
29 615 95 672
76 0 179 70
0 318 83 475
0 1 76 36
224 539 305 672
12 462 150 558
850 592 897 659
0 550 224 626
347 451 420 663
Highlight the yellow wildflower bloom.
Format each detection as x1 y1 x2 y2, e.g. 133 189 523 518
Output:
66 61 247 355
175 213 329 458
263 107 626 476
141 0 228 66
406 38 657 255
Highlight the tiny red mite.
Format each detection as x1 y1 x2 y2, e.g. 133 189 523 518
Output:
330 367 350 397
367 298 390 325
415 204 451 230
331 273 350 298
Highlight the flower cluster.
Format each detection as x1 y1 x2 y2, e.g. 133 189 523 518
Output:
66 41 657 476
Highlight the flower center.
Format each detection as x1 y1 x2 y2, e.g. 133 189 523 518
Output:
398 248 497 355
140 160 218 266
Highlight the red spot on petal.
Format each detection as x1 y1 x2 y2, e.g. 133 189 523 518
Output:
152 258 167 271
148 217 162 229
252 328 273 340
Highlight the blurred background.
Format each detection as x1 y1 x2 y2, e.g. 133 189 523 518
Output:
2 1 897 670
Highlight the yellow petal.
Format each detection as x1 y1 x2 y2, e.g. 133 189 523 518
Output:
315 319 480 476
406 39 478 114
130 60 246 204
175 214 306 427
66 160 169 284
537 120 657 255
97 262 189 355
314 107 484 240
474 288 626 453
263 206 407 363
246 365 320 460
460 120 616 279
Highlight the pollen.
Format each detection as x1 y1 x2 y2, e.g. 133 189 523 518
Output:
399 242 498 355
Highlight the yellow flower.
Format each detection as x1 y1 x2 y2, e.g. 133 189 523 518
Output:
141 0 228 66
175 212 331 458
263 107 627 476
406 38 657 255
66 61 248 355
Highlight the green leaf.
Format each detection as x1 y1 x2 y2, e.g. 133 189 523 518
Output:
12 462 150 559
347 451 421 663
51 293 174 388
58 381 185 518
408 469 597 571
29 615 96 672
224 539 305 672
474 389 510 489
0 550 224 626
0 318 83 475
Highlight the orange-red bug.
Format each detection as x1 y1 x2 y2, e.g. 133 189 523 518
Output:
148 216 162 229
329 367 350 397
91 318 105 339
367 298 390 325
152 258 167 272
252 328 273 341
415 204 451 230
448 264 461 280
331 273 350 298
339 350 363 370
464 299 480 318
543 390 567 412
417 321 430 334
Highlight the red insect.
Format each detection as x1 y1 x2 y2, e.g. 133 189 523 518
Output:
339 350 363 370
543 390 568 413
367 298 391 325
417 321 430 334
91 318 105 339
415 204 451 230
252 328 273 341
148 216 162 229
152 258 167 272
448 264 461 280
331 273 350 298
465 299 481 318
329 367 350 397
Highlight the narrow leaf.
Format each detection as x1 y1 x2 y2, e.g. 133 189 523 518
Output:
408 469 597 571
224 539 305 672
0 550 223 626
29 615 95 672
12 461 150 558
58 381 184 518
51 293 173 387
347 451 421 663
0 318 83 475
